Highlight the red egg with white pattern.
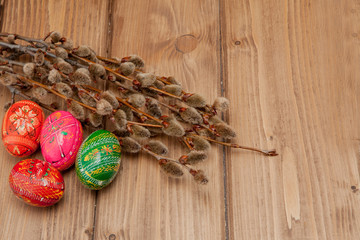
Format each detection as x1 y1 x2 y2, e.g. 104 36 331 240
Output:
2 100 44 157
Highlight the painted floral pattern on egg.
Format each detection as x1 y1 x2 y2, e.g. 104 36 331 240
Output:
40 111 83 171
2 100 44 157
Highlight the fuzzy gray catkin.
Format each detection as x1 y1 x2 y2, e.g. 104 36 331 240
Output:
101 91 119 109
159 161 183 178
148 140 168 156
186 151 207 165
213 97 230 112
50 31 62 43
184 93 206 108
164 85 182 96
128 94 145 108
96 99 113 115
48 69 62 84
131 125 151 138
55 82 73 98
55 47 68 59
88 112 103 127
179 107 202 124
120 137 141 153
162 119 185 137
120 62 135 76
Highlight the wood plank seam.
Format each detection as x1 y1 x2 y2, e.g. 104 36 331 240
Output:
218 0 230 239
93 0 114 239
0 0 5 32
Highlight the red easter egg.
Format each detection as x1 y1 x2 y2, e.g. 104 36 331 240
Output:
2 100 44 157
40 111 83 171
9 159 65 207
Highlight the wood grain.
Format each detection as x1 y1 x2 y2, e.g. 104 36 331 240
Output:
221 0 360 239
0 0 110 239
93 0 226 239
0 0 360 239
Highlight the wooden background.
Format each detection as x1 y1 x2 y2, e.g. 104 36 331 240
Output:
0 0 359 239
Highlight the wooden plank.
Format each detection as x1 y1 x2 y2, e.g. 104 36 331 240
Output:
94 0 226 239
0 1 110 239
221 0 360 239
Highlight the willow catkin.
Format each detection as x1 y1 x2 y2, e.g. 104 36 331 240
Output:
119 105 134 121
101 91 119 109
7 34 15 44
162 119 185 137
131 125 151 138
34 67 48 81
96 99 113 115
0 73 17 86
57 60 73 74
88 112 103 127
23 63 36 77
184 93 206 108
214 123 236 139
72 45 91 57
128 55 144 68
159 160 183 178
147 140 168 156
78 91 97 107
54 82 73 98
213 97 230 112
71 69 91 85
186 151 207 165
167 76 181 86
136 73 156 87
112 128 131 137
50 31 62 43
32 87 48 101
145 98 162 118
89 63 106 79
128 94 145 108
48 69 62 84
209 115 223 124
119 62 135 76
120 137 141 153
193 170 208 184
191 136 211 151
153 80 165 90
34 52 45 66
179 107 202 124
68 101 85 121
55 47 68 59
61 39 74 50
164 84 182 96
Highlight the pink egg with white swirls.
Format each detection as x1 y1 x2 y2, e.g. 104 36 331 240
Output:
40 111 83 171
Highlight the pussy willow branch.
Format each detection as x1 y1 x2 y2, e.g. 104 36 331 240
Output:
0 40 87 68
83 85 163 124
13 73 162 128
0 33 278 157
0 33 50 49
83 84 218 136
141 146 192 171
68 52 183 100
6 85 57 112
191 134 278 156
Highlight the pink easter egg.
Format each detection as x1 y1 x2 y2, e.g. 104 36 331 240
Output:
40 111 83 171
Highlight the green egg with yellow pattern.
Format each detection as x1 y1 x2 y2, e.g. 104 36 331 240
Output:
75 130 121 190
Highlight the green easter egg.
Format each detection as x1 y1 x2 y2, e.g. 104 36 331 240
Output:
75 130 121 190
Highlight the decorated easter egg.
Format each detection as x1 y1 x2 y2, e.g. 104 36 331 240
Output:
9 159 65 207
40 111 83 171
2 100 45 157
75 130 121 190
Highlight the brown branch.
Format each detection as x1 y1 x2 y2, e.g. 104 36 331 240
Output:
191 135 278 156
83 84 163 124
